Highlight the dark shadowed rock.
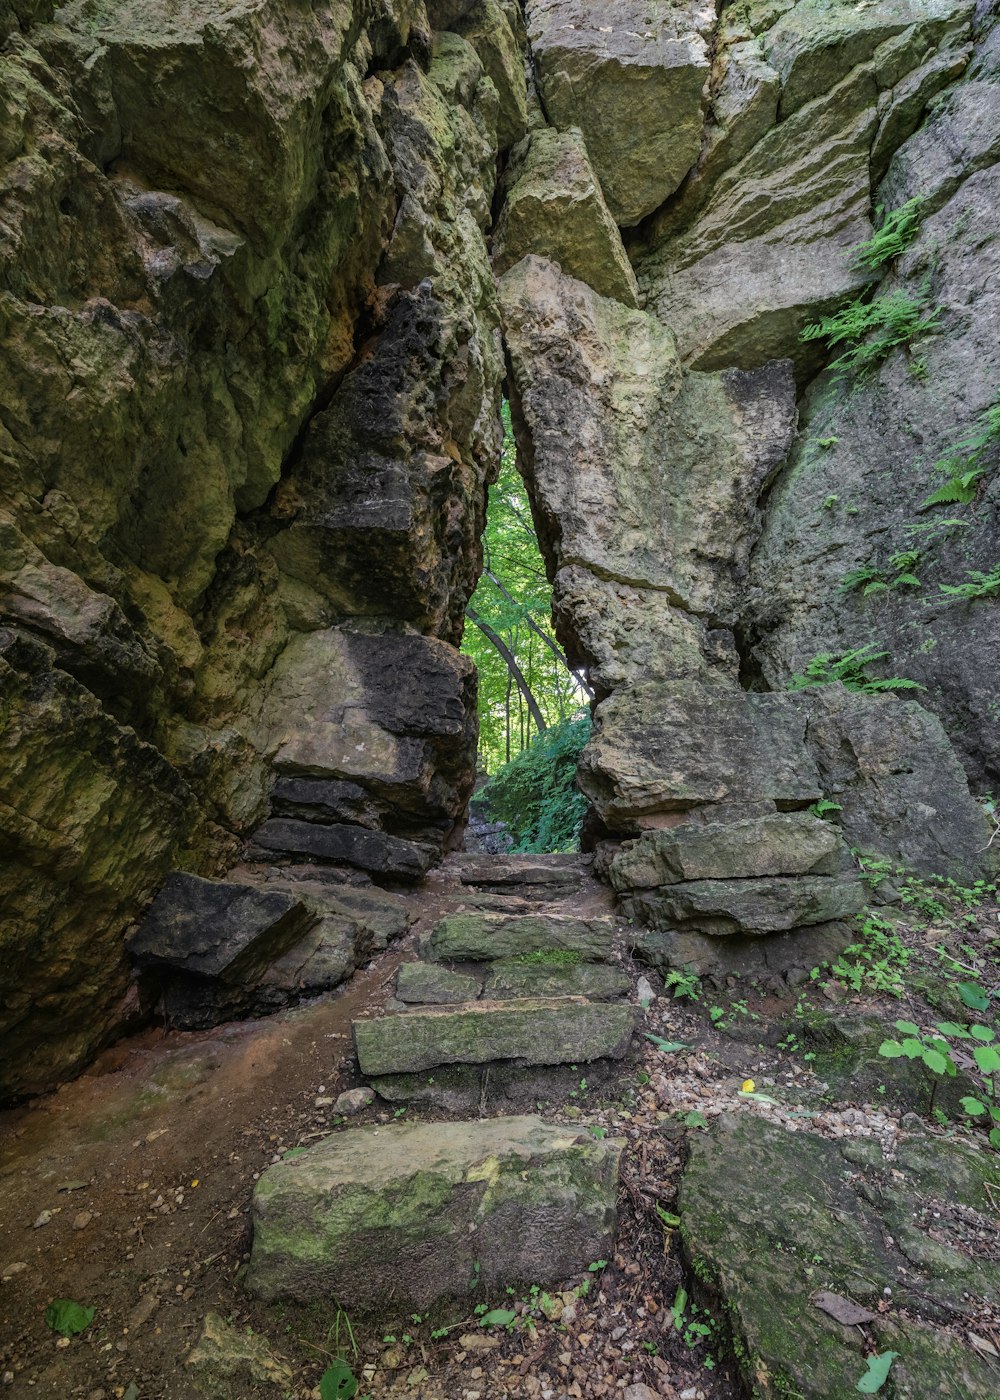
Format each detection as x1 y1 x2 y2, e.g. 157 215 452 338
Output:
631 923 853 984
129 873 313 982
246 1115 622 1312
251 819 436 880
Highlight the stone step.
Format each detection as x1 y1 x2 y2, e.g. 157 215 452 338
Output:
353 998 634 1076
395 958 631 1006
449 853 593 898
426 912 615 963
245 1115 622 1314
484 960 631 1002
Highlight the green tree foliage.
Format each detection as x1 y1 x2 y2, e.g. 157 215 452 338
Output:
462 403 590 774
480 715 592 853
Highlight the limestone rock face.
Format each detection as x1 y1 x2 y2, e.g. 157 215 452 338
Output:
493 128 639 305
246 1116 622 1312
0 0 504 1097
746 155 1000 800
526 0 711 226
633 0 976 372
608 814 843 890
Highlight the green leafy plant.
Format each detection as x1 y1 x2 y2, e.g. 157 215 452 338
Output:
480 714 590 852
44 1300 95 1337
939 564 1000 600
319 1360 360 1400
851 199 925 270
660 968 702 1002
808 798 843 819
645 1033 691 1053
841 549 922 597
880 1018 1000 1142
857 1351 900 1394
479 1308 517 1328
920 390 1000 508
801 287 941 378
831 913 910 996
788 644 924 694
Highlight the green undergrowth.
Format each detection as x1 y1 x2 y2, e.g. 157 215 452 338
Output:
479 714 590 852
508 948 582 967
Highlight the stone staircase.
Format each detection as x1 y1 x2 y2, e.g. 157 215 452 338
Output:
354 853 636 1113
244 852 640 1314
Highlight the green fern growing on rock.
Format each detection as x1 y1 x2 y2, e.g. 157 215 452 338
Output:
801 199 940 376
850 197 925 270
801 288 942 378
787 644 924 694
938 564 1000 601
920 390 1000 509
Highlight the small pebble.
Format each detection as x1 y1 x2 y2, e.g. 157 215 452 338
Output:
73 1211 93 1231
32 1211 52 1229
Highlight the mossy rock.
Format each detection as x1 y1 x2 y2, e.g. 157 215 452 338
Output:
245 1115 622 1314
679 1112 999 1398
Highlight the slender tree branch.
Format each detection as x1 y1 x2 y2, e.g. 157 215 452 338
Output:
467 607 548 736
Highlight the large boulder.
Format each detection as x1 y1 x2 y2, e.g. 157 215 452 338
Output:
246 1116 623 1313
526 0 711 225
680 1113 1000 1399
128 873 313 982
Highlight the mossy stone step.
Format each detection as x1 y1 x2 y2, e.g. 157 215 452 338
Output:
396 962 482 1004
353 998 634 1076
484 960 630 1002
427 912 614 963
245 1115 622 1314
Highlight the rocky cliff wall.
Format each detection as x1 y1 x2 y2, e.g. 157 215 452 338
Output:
0 0 526 1097
1 0 997 1099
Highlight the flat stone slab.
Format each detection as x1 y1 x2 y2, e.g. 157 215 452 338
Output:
354 999 634 1076
245 1115 622 1314
453 854 590 891
609 813 842 891
396 962 482 1005
624 874 864 936
484 961 631 1002
427 912 614 963
680 1113 1000 1399
129 873 312 982
251 818 435 880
